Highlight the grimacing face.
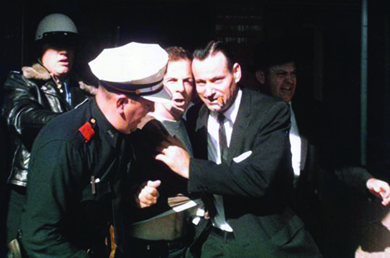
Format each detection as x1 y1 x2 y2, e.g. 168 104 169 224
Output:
267 62 297 103
162 59 194 119
41 44 75 79
192 52 241 113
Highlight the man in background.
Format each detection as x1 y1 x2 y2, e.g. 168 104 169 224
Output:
252 40 390 253
252 40 390 206
1 13 95 250
120 46 197 258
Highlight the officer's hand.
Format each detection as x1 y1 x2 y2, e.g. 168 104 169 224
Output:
367 178 390 206
155 135 190 179
137 180 161 208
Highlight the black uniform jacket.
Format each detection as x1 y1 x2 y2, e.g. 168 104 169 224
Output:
20 98 132 257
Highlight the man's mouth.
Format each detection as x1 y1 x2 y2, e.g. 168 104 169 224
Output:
173 98 186 107
58 58 69 65
207 97 224 107
217 96 224 106
280 86 292 92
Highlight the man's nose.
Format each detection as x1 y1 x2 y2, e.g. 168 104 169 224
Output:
174 81 185 93
285 74 295 84
204 84 215 98
143 101 154 113
58 49 69 56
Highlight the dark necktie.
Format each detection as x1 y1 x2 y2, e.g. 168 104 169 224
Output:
202 113 228 219
218 113 228 164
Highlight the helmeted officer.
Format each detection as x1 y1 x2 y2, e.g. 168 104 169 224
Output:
18 42 171 257
2 13 95 254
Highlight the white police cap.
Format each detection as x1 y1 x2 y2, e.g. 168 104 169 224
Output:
89 42 170 103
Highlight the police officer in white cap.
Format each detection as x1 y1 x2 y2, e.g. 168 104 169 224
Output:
18 42 170 257
2 13 95 254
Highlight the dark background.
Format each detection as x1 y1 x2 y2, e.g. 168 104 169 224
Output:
2 0 389 166
1 0 390 257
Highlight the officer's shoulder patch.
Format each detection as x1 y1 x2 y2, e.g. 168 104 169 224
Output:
79 118 96 143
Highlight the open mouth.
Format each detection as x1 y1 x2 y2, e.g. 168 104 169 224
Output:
280 86 294 93
173 98 186 107
58 60 69 66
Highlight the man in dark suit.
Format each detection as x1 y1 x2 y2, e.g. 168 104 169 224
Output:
252 41 322 216
252 40 390 254
155 41 321 257
252 40 390 206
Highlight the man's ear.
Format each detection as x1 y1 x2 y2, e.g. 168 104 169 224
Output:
116 95 129 115
233 63 242 83
255 70 266 84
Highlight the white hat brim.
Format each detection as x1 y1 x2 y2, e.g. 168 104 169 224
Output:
141 87 171 104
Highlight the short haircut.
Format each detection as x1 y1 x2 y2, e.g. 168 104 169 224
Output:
165 46 192 62
253 39 297 74
192 40 235 71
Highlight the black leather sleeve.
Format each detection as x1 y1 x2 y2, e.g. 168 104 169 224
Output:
2 71 60 148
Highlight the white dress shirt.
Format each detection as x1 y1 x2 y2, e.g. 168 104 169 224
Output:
289 103 302 186
207 89 242 232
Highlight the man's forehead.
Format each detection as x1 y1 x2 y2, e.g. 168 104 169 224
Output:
192 53 229 75
166 59 192 71
269 62 296 72
165 59 192 78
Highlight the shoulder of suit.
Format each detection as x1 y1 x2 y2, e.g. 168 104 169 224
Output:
242 87 285 108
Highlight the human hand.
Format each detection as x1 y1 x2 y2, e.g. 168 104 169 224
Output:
155 135 190 179
79 81 98 95
366 178 390 206
137 180 161 208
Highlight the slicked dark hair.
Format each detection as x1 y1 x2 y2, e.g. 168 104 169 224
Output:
165 46 192 62
253 39 297 74
192 40 235 71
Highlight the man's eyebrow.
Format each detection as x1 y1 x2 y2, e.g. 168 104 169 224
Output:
211 75 225 80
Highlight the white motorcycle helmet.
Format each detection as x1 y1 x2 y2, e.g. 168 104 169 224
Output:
35 13 78 44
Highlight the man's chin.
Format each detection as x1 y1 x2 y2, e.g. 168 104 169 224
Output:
205 104 222 112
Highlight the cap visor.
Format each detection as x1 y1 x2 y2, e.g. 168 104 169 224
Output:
141 87 171 103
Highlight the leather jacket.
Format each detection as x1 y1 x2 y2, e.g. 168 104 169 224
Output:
2 62 94 187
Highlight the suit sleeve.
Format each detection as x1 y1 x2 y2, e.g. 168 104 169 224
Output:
188 101 292 198
331 166 372 195
20 139 89 258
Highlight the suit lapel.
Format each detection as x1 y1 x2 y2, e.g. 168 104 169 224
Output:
300 136 308 172
193 105 209 159
195 104 209 132
227 89 251 163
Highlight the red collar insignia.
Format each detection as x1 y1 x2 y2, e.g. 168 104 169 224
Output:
79 118 96 143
